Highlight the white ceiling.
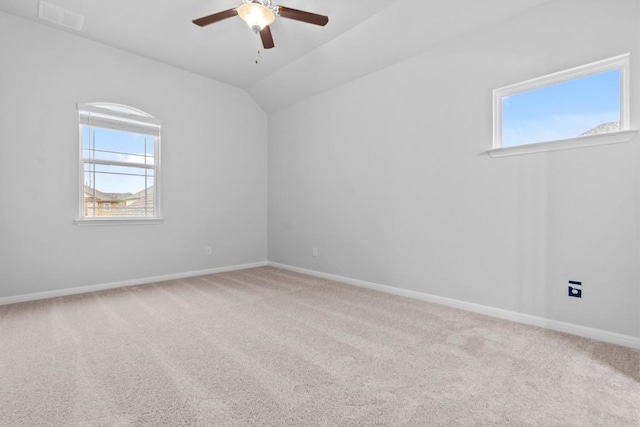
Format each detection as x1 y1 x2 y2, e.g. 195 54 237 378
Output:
0 0 551 112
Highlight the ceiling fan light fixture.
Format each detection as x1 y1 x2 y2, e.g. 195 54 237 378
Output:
237 3 275 32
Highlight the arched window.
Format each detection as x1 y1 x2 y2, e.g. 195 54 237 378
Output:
77 103 162 223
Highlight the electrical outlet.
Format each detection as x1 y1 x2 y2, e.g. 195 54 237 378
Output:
568 280 582 298
205 247 212 256
312 247 318 257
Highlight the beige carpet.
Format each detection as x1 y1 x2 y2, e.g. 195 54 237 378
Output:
0 267 638 426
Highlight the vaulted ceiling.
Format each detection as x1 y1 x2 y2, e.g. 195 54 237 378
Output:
0 0 551 111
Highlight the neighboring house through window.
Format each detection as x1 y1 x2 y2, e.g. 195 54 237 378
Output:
77 103 162 223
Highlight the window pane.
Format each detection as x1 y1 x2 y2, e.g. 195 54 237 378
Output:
82 126 155 165
83 166 154 218
501 69 620 147
84 166 153 192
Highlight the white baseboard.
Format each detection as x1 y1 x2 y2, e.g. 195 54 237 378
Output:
0 261 268 306
269 262 640 350
4 260 638 349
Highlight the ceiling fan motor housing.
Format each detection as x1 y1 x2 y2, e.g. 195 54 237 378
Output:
242 0 278 14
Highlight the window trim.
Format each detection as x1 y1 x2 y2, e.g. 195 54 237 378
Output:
487 130 637 158
490 53 634 157
74 217 164 226
76 103 162 225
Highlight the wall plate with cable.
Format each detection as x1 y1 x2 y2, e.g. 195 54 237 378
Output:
568 280 582 298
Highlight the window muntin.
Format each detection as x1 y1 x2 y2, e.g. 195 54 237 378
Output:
493 54 630 150
78 103 161 221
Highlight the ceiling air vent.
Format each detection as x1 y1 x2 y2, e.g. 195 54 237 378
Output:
38 1 84 31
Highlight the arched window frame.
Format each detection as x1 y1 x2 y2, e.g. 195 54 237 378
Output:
75 102 162 225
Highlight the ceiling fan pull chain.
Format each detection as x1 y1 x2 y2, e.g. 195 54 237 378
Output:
255 31 260 64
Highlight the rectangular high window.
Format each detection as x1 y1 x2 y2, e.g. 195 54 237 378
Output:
77 103 162 224
490 54 633 157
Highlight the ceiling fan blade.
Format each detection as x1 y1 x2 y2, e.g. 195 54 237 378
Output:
192 9 238 27
260 26 275 49
277 6 329 26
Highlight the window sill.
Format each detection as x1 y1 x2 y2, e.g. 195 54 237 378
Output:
487 130 637 158
74 218 164 226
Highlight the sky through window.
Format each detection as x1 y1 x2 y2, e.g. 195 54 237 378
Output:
501 69 620 147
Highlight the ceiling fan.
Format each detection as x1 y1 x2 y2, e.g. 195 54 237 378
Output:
192 0 329 52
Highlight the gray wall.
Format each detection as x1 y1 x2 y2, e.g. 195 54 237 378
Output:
268 0 640 337
0 13 268 297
